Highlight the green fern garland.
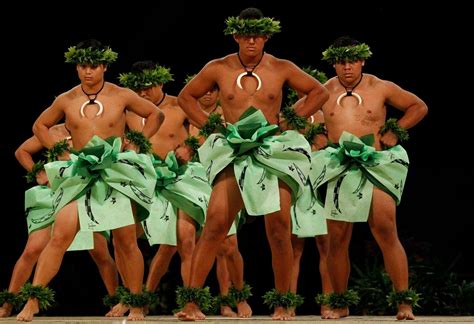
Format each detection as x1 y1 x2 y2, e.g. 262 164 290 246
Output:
387 289 420 308
18 283 55 310
224 17 281 36
304 123 327 145
176 286 212 312
0 290 22 309
125 130 152 154
25 160 45 183
322 43 372 64
229 283 252 302
45 139 69 162
280 106 308 130
262 289 304 309
198 112 225 138
119 65 174 91
65 46 118 65
380 118 409 142
325 290 360 309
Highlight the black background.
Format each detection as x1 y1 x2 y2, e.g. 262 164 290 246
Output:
1 1 472 316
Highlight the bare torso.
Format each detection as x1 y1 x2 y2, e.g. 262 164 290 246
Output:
62 83 129 149
148 96 188 159
323 74 388 150
213 53 289 124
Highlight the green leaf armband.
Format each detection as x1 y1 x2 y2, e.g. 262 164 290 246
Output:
198 112 225 138
281 106 308 130
18 283 55 310
325 290 360 309
387 289 420 308
45 139 69 162
176 286 212 312
380 118 409 142
229 283 252 302
25 160 46 183
184 135 200 161
304 123 327 145
125 130 152 154
263 289 304 309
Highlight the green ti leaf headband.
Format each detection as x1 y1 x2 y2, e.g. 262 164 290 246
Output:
64 46 118 65
224 16 281 36
322 43 372 64
119 65 174 91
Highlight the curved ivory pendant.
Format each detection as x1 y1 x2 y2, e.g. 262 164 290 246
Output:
236 72 262 91
336 91 362 106
141 118 146 126
80 100 104 117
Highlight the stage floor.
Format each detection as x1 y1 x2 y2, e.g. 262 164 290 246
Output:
0 316 473 323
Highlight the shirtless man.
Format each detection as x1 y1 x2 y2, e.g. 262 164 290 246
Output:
187 79 252 318
16 39 163 322
311 36 428 320
0 124 118 317
118 61 207 315
175 7 328 321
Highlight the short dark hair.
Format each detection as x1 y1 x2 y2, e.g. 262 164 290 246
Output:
76 39 105 50
131 60 156 73
239 7 263 19
332 36 360 48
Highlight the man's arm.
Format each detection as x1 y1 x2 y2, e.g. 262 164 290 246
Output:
124 88 164 138
385 81 428 130
32 97 66 149
285 61 329 118
178 61 220 128
15 136 49 185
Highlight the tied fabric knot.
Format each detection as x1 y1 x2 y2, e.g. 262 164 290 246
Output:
225 107 279 156
72 137 120 179
153 152 186 187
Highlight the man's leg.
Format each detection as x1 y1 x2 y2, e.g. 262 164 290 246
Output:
177 166 243 321
88 233 119 315
17 202 80 322
224 235 252 318
315 234 334 318
326 219 353 319
216 243 237 317
289 235 304 317
146 244 177 291
0 227 51 317
112 222 145 321
177 212 196 286
369 188 414 320
263 181 293 320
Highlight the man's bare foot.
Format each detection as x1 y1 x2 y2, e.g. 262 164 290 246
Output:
176 302 205 321
106 302 129 317
328 307 349 319
396 303 415 320
0 303 13 317
320 304 335 319
288 306 295 317
237 300 252 318
16 299 39 322
220 305 237 317
128 307 145 321
272 306 293 320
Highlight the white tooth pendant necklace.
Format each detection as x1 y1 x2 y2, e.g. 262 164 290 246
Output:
236 51 264 91
80 81 105 117
336 74 363 106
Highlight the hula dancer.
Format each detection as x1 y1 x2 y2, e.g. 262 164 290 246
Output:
17 39 163 322
312 36 427 319
175 7 328 321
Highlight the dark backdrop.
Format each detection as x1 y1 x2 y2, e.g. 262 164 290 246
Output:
1 1 472 316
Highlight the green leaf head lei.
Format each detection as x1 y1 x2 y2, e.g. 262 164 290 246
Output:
224 7 281 36
322 36 372 64
65 39 118 66
119 61 174 91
